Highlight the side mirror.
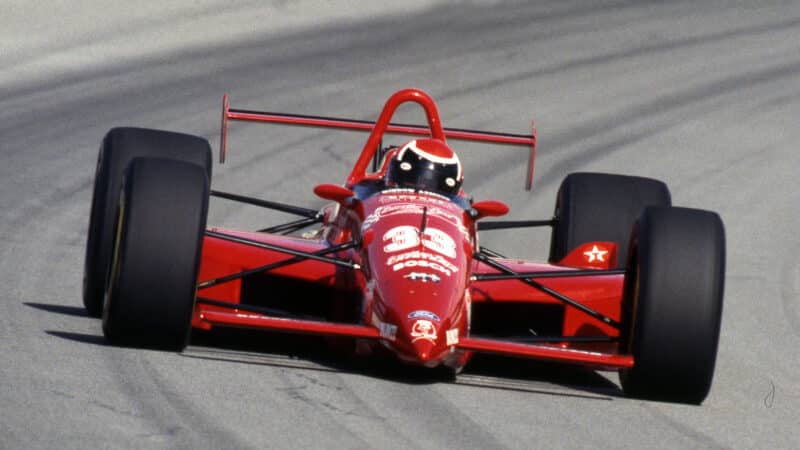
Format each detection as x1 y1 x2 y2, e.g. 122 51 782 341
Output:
313 184 354 204
471 200 509 220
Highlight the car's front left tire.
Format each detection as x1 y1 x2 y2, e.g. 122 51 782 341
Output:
619 206 725 404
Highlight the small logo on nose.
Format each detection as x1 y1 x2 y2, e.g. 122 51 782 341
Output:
404 272 441 283
410 320 437 343
408 310 440 321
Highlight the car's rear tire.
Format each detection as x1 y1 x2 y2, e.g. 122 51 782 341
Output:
102 157 209 351
619 206 725 404
549 172 671 268
83 127 212 317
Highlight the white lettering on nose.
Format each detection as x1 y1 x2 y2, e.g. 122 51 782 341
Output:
393 260 451 277
403 272 441 283
386 251 458 273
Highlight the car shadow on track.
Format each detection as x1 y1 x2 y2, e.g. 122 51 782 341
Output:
25 302 89 317
37 302 625 401
46 330 109 346
186 327 625 401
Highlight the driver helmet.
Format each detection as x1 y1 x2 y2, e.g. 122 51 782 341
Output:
385 138 463 197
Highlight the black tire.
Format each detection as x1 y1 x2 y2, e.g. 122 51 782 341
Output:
619 206 725 404
102 157 209 350
549 172 671 268
83 127 212 317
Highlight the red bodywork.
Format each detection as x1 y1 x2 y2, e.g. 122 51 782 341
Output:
195 88 632 372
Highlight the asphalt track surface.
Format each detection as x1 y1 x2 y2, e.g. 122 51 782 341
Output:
2 1 799 448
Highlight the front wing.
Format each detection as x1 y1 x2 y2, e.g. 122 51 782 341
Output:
192 227 632 370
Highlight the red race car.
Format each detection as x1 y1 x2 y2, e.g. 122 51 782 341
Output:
83 88 725 404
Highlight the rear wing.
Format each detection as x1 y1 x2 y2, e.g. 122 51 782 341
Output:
220 88 537 190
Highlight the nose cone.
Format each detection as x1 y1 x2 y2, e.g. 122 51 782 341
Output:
407 318 442 366
413 339 437 364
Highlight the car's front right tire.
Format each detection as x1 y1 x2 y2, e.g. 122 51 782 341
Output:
102 157 209 351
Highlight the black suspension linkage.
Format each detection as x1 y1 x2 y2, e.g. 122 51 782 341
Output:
197 239 360 289
258 216 323 234
210 189 320 218
477 219 555 231
471 334 616 344
478 247 506 258
474 268 626 281
473 251 622 329
205 230 359 269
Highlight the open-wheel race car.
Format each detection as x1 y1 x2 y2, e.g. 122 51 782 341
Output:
83 88 725 404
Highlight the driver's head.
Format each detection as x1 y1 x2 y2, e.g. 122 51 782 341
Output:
385 139 463 197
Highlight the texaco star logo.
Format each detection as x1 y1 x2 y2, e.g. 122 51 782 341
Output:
583 245 608 262
410 319 437 343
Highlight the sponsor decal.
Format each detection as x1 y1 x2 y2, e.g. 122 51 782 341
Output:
410 320 437 343
363 204 422 230
403 272 441 283
386 251 459 273
379 190 450 203
583 245 608 263
380 322 397 341
408 310 441 322
372 312 397 342
446 328 459 346
392 259 452 277
362 203 469 238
